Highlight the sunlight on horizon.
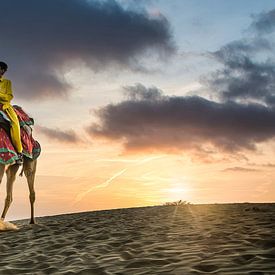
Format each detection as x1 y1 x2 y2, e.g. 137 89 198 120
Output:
167 186 188 201
30 146 275 219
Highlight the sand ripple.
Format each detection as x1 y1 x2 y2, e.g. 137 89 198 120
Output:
0 203 274 274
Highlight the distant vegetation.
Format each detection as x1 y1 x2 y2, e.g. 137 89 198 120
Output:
163 200 191 206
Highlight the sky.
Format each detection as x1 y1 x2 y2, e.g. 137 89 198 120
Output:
1 0 275 220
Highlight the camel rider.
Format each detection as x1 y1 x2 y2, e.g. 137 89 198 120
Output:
0 61 23 165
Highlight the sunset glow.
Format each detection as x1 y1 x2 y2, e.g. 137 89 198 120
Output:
0 0 274 221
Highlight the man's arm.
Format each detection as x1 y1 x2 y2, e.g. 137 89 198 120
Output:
0 80 13 102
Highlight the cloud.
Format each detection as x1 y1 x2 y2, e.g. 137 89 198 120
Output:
74 168 127 204
209 38 275 105
262 163 275 167
36 126 82 144
207 9 275 106
251 9 275 34
248 162 275 168
222 167 260 173
86 84 275 154
1 0 174 100
84 9 275 155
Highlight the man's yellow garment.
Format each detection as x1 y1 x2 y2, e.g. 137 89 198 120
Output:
0 77 23 153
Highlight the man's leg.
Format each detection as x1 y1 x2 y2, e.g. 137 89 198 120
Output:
5 106 23 153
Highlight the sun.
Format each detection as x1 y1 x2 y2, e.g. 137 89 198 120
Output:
164 185 188 202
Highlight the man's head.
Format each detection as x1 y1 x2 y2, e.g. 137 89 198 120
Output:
0 61 8 77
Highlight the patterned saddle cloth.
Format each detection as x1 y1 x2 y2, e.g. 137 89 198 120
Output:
0 104 41 164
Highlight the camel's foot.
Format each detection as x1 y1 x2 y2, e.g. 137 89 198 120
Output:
0 220 19 231
30 219 36 224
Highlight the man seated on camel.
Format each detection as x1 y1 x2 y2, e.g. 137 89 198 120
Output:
0 61 23 165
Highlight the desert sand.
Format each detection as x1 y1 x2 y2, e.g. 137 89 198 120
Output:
0 203 274 274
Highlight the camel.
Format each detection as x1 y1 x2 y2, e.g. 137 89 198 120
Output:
0 158 37 224
0 105 40 224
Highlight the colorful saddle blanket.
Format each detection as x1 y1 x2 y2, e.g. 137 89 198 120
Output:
0 104 41 164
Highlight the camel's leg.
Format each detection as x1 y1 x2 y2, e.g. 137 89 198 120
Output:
0 165 5 220
1 164 20 220
0 164 5 184
24 159 37 224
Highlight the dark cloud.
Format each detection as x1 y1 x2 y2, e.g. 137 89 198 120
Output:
86 84 275 154
251 9 275 34
123 83 163 101
1 0 174 100
85 9 275 155
37 126 82 144
209 39 275 105
207 9 275 106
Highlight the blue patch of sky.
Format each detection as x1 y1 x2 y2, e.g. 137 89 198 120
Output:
152 0 275 52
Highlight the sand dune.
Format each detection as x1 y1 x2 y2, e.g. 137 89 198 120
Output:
0 203 274 274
